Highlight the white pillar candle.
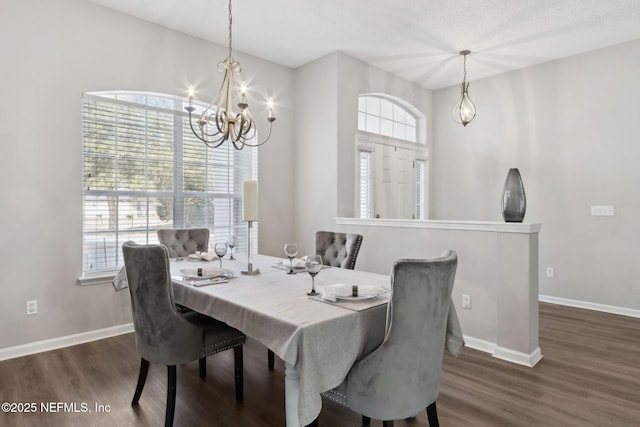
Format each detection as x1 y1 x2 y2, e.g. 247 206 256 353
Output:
242 180 259 221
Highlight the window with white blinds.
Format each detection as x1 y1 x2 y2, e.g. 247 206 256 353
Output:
359 151 373 219
81 91 257 275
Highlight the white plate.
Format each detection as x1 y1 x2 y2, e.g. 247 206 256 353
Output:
335 293 381 301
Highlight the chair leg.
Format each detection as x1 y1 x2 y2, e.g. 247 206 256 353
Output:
362 415 371 425
234 346 244 402
166 365 177 427
268 349 275 370
426 402 439 427
199 357 206 379
131 358 149 405
382 421 394 427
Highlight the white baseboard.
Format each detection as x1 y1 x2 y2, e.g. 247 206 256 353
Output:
5 295 634 364
539 295 640 319
0 323 134 362
493 346 543 367
462 335 496 355
462 336 543 367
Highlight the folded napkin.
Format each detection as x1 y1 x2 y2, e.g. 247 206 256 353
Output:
320 284 385 302
112 267 128 291
179 267 228 279
188 251 216 261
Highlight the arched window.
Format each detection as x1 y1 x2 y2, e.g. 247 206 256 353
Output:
356 94 428 220
81 91 257 276
357 95 418 142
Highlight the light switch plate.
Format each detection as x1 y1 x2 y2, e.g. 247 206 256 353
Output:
591 205 614 216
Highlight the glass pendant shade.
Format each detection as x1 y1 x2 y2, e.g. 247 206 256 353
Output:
452 50 476 127
452 82 476 127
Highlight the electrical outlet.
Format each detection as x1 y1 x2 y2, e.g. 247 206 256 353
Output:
462 294 471 309
546 267 555 278
26 300 38 315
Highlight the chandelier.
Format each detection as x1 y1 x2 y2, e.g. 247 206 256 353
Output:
452 50 476 127
185 0 276 149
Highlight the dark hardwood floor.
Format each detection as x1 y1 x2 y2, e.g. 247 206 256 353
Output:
1 302 639 426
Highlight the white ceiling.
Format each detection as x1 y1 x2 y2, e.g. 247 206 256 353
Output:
86 0 640 90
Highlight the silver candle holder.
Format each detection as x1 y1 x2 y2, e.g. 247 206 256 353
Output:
241 220 260 275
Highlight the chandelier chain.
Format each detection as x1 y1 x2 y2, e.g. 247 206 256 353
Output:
227 0 233 60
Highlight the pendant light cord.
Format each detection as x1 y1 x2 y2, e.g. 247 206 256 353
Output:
462 53 467 85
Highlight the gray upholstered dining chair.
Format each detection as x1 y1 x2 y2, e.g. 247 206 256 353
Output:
319 250 459 427
122 241 246 427
157 228 210 258
315 230 363 269
266 230 365 370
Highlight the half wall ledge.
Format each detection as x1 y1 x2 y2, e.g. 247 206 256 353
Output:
335 217 543 367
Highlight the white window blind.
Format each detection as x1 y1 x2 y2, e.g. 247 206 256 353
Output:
415 160 425 220
359 151 373 219
82 91 257 274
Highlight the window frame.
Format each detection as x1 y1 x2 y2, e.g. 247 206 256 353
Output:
357 94 418 143
355 94 428 220
80 91 257 281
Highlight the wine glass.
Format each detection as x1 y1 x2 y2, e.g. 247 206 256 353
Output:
214 243 228 268
305 254 322 296
284 243 298 274
226 235 237 260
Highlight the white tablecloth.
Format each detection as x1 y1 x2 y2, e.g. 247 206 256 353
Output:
117 254 463 426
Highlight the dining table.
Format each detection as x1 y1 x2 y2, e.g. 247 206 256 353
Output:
115 253 464 426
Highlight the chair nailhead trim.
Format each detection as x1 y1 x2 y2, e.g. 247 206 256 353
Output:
202 337 245 356
322 390 349 407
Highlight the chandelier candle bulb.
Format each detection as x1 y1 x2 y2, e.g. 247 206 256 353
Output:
242 180 259 221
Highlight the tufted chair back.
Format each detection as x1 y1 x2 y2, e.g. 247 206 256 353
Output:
123 241 209 365
157 228 209 258
315 231 363 269
321 250 459 426
122 241 246 426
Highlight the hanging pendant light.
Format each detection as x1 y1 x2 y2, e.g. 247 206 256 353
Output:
185 0 276 149
452 50 476 127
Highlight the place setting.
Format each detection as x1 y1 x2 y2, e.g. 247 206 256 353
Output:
172 241 237 287
308 281 390 311
272 243 330 274
300 257 389 310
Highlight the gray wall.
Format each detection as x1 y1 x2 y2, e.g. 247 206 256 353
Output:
0 0 295 350
432 39 640 311
2 0 638 354
293 53 340 257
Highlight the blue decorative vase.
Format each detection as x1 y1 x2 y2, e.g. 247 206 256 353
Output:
501 168 526 222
